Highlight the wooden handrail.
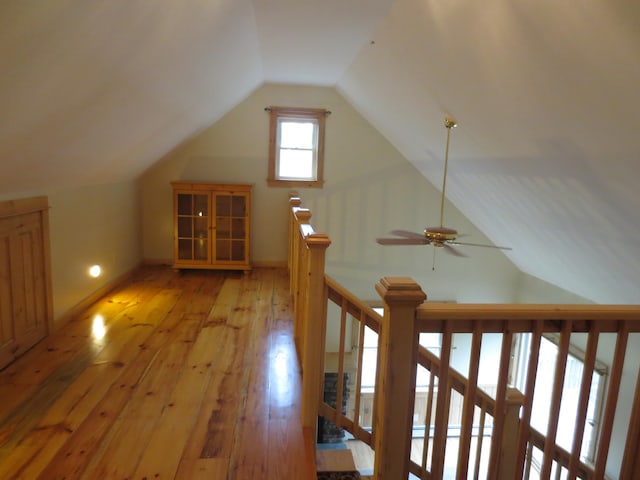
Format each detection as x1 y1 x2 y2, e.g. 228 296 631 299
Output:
416 302 640 329
288 195 640 480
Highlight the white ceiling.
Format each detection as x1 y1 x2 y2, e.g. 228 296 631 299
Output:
1 0 639 303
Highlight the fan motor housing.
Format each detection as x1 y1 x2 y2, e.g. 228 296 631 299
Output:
425 226 457 243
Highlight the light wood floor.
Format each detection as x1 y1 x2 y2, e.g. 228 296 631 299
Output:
0 266 315 479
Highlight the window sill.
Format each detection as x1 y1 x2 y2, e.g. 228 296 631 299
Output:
267 179 324 188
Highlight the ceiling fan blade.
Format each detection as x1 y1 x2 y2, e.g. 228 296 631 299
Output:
376 237 430 245
389 229 427 240
442 244 468 257
449 240 512 251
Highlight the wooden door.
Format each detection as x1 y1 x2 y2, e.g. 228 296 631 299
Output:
0 198 52 369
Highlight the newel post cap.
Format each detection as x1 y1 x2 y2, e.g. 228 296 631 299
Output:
505 387 526 406
294 208 311 223
305 233 331 249
375 276 427 305
289 195 302 207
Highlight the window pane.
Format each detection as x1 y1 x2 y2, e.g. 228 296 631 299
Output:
361 348 378 388
278 149 314 179
280 121 315 149
419 333 442 356
363 326 378 347
177 194 192 215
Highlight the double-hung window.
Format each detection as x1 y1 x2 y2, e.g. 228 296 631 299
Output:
267 106 327 188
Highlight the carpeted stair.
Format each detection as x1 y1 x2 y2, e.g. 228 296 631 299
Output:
317 471 361 480
316 441 362 480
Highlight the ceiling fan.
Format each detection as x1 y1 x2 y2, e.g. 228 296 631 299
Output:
376 116 512 258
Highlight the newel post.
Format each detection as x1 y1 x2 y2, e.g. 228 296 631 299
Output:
300 232 331 441
374 277 427 480
292 209 312 352
498 388 525 479
288 195 302 293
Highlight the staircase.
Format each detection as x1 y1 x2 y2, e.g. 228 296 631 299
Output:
316 445 363 480
290 194 640 479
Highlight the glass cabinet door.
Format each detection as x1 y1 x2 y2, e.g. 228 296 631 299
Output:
176 192 210 261
215 194 247 262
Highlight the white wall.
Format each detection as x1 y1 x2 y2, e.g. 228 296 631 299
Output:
48 182 142 323
516 272 592 304
1 181 142 325
139 83 523 303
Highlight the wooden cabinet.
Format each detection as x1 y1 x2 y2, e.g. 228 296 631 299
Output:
0 196 53 370
171 182 252 271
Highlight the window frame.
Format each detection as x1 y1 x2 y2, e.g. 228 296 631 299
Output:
511 332 607 464
267 106 327 188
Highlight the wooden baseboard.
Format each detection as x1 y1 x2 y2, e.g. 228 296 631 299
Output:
142 258 288 269
142 258 173 266
252 260 287 268
54 262 143 329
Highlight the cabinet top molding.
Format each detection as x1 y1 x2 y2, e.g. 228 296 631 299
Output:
171 181 253 192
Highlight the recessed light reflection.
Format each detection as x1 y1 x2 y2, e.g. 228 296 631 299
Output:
89 265 102 278
92 314 106 341
272 350 293 407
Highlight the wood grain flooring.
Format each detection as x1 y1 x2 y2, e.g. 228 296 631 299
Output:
0 266 315 479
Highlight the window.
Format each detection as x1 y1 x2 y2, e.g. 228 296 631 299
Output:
367 308 442 391
512 333 607 464
267 106 328 188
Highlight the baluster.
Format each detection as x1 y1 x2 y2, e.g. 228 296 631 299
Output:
422 369 437 479
431 326 453 479
620 350 640 479
334 299 349 429
352 310 367 434
594 324 629 478
540 320 573 479
473 405 487 480
487 329 513 479
515 323 543 478
568 326 600 479
457 323 483 477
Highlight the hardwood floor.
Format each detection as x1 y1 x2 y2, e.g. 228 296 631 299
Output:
0 266 314 479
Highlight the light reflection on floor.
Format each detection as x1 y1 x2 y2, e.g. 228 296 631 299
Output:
92 314 106 341
269 334 297 408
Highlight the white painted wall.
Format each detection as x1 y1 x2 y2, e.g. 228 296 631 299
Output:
516 272 592 304
139 83 523 303
1 181 142 324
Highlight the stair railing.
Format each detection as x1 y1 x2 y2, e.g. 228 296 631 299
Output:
288 196 331 446
288 195 640 480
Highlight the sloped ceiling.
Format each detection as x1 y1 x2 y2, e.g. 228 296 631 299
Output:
1 0 639 303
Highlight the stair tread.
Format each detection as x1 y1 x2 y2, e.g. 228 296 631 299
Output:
316 449 356 471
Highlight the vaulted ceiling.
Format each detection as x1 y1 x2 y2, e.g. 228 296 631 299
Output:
2 0 639 303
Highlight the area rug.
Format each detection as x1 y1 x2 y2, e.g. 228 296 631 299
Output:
317 472 362 480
